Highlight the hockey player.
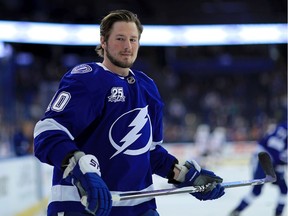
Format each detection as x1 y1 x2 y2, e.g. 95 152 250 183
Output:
34 9 225 216
229 121 287 216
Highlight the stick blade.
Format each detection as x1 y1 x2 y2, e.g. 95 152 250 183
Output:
258 152 277 182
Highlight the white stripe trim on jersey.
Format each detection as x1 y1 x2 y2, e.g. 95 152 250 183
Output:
50 185 81 203
150 140 163 151
33 118 74 140
50 184 155 207
278 193 287 204
111 184 155 206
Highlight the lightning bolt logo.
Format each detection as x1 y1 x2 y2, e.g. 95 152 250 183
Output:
109 106 152 159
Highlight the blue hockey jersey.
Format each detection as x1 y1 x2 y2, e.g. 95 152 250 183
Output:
258 122 287 166
34 63 177 216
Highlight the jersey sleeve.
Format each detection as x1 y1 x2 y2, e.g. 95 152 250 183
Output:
136 71 177 177
34 74 105 170
141 72 164 143
149 144 178 178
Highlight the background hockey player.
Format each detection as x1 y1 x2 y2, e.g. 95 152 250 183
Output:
33 9 225 216
229 121 287 216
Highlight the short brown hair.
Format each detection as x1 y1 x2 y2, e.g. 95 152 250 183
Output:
95 9 143 57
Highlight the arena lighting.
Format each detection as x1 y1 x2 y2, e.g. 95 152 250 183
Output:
0 21 286 46
0 41 13 58
0 41 5 57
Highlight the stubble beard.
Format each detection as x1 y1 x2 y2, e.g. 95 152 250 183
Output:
105 47 135 69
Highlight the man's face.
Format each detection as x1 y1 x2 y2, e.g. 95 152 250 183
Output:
102 21 140 69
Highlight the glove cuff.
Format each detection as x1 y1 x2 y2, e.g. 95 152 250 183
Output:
78 154 101 176
176 159 202 181
73 151 86 161
169 160 201 183
63 151 85 178
174 164 189 182
184 160 201 172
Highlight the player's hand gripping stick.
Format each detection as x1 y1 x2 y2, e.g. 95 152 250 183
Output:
174 160 225 200
63 151 112 216
112 152 276 202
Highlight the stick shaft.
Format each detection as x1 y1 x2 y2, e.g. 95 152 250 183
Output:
112 176 270 201
112 152 276 202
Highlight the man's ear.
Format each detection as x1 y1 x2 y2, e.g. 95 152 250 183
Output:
100 36 106 49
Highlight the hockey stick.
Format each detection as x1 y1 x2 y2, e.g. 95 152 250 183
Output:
112 152 276 201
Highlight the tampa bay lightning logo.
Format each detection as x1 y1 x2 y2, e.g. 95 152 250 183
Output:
71 64 92 74
109 106 152 159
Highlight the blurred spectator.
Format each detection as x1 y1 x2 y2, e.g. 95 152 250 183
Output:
13 120 34 156
194 124 211 157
